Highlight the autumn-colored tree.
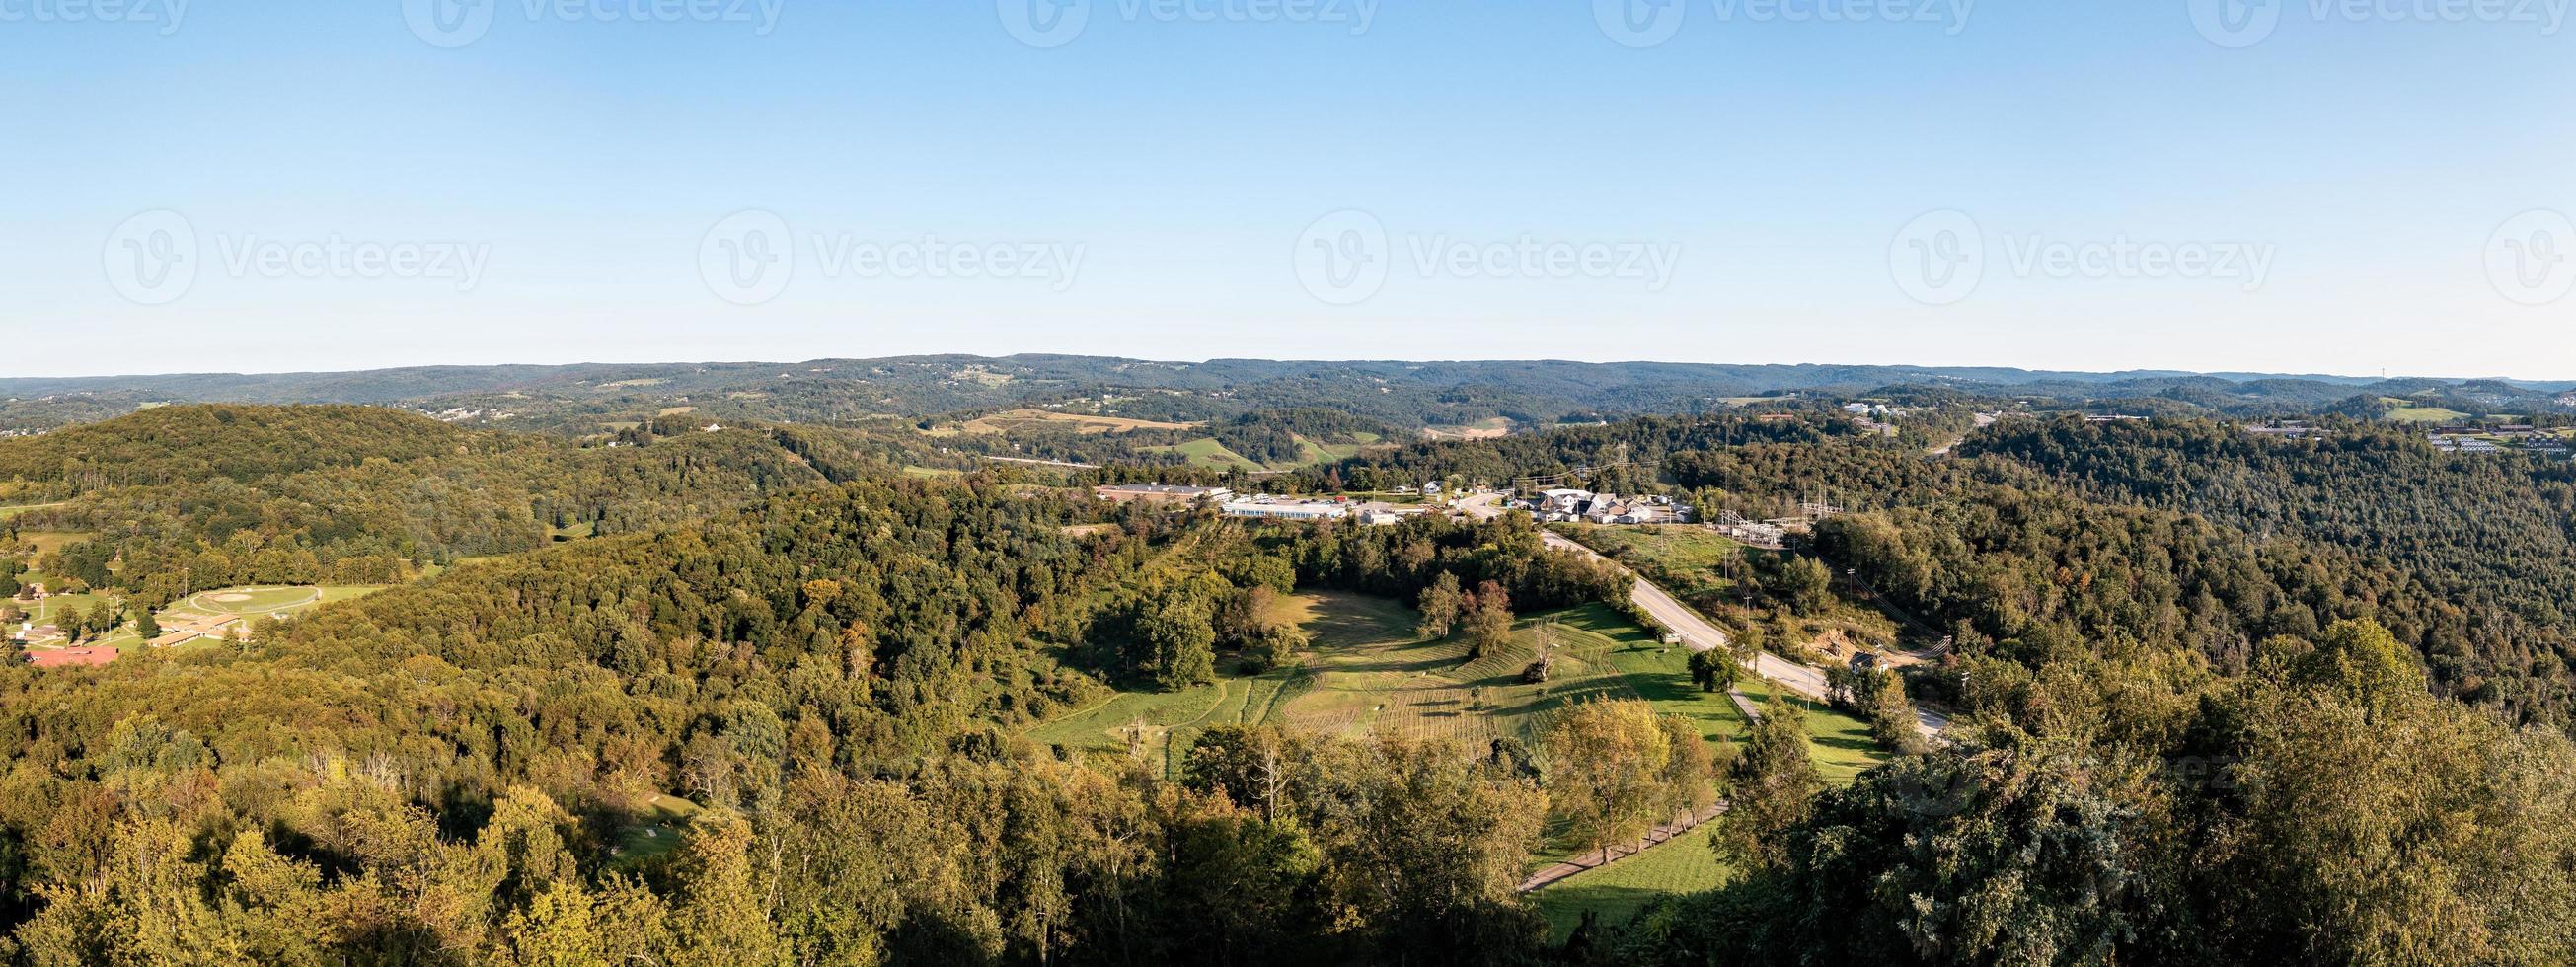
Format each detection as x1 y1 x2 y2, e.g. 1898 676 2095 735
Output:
1713 693 1822 871
1545 699 1674 864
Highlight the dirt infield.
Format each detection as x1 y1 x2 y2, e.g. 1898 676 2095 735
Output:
183 586 323 616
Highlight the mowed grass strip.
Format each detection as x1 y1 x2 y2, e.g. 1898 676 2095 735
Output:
1535 824 1731 942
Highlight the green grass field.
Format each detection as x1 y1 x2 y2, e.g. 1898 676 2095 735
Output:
1018 587 1895 933
1142 437 1268 473
182 586 324 615
1023 593 1669 777
1733 676 1885 784
2387 405 2471 423
609 793 706 870
1524 640 1887 939
1554 524 1741 603
1535 825 1729 941
1024 589 1883 776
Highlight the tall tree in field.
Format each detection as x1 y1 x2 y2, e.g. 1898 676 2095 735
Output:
1142 596 1219 691
1656 715 1721 827
1462 581 1515 661
1415 571 1463 639
1714 693 1822 871
1544 699 1674 864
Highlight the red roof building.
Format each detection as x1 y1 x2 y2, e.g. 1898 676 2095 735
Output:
26 646 117 669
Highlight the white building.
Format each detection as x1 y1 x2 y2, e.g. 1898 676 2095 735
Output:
1223 500 1348 521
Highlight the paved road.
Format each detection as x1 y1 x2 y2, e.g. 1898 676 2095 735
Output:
1469 494 1950 736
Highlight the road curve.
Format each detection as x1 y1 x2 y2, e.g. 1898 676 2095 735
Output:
1476 496 1951 735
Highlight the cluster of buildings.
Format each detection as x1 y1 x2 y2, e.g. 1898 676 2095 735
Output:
2244 420 2327 441
1521 488 1692 526
1091 484 1426 526
1843 403 1926 436
2430 424 2571 455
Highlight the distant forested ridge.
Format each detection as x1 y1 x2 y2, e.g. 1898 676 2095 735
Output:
7 354 2570 435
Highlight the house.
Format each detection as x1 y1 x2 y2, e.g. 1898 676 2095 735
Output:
1095 484 1233 505
1532 488 1593 520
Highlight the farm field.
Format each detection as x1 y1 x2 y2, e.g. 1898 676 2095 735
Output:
2386 405 2472 423
10 531 90 559
17 585 386 657
1023 592 1665 776
957 409 1200 436
1535 825 1729 941
1024 589 1879 778
1141 437 1268 473
1420 417 1516 441
1148 432 1394 473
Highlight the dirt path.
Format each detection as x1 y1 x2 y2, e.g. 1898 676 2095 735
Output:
1517 804 1727 894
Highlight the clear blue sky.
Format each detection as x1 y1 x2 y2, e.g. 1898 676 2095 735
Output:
5 1 2571 378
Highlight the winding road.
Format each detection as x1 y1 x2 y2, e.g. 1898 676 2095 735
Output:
1464 494 1951 736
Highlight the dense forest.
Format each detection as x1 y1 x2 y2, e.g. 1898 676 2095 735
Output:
7 399 2576 965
